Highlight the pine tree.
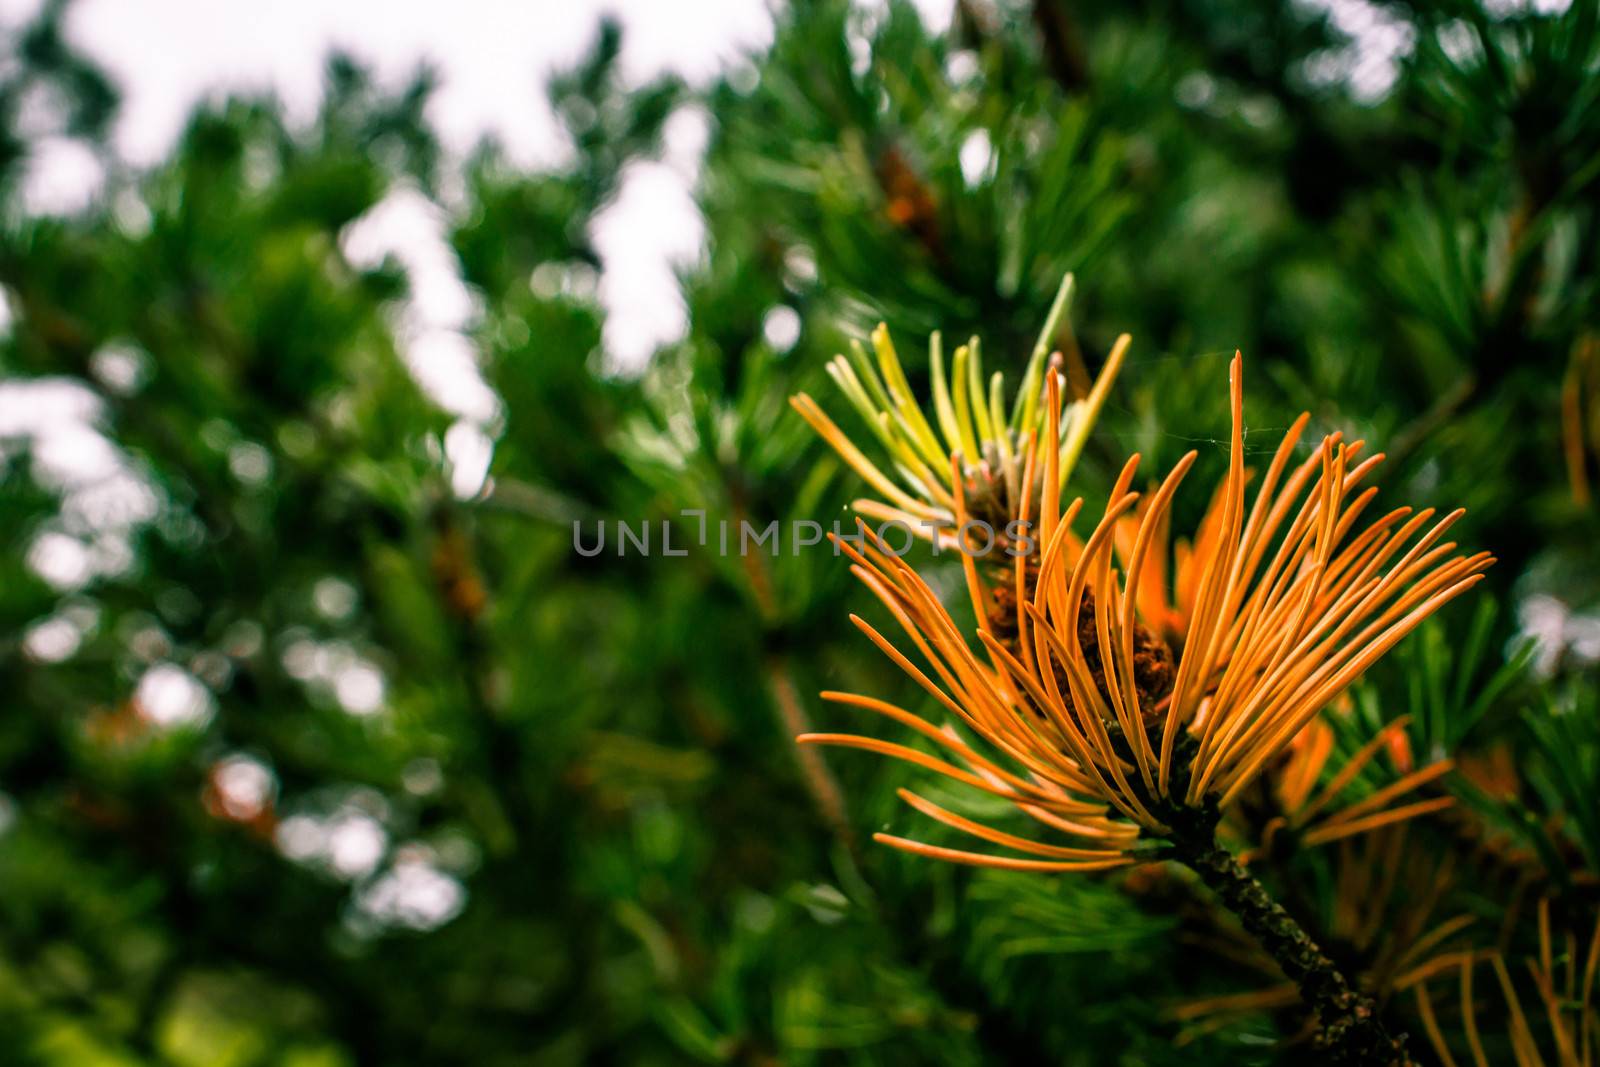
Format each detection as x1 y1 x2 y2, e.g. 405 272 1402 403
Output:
1 1 1597 1065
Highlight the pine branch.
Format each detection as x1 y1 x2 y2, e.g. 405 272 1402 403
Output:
1145 747 1414 1065
1167 825 1410 1064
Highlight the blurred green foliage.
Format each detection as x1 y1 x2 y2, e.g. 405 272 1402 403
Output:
1 0 1598 1064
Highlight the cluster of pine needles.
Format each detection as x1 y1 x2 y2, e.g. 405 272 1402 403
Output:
786 277 1596 1065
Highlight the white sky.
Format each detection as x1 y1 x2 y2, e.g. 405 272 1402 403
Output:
0 0 946 515
0 0 946 382
35 0 776 167
2 0 786 379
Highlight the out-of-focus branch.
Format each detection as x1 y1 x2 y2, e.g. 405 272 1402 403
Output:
1031 0 1091 94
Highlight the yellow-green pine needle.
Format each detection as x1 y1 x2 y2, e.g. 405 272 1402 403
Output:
825 358 898 452
928 331 964 458
1014 272 1075 433
950 344 981 463
1058 333 1131 488
987 371 1011 469
871 324 947 470
967 336 994 447
845 338 895 418
988 370 1018 505
877 415 946 503
884 399 949 477
789 395 931 516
